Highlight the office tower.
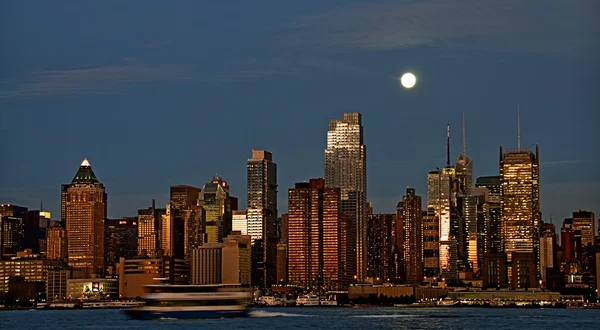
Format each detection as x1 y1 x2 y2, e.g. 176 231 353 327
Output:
475 176 501 253
198 176 234 243
105 217 138 269
276 213 289 285
499 143 540 284
160 205 172 254
279 213 289 243
288 178 345 291
247 150 278 288
47 269 70 301
190 234 252 286
482 252 507 288
38 211 52 256
572 210 595 247
396 187 423 284
23 210 40 253
325 112 367 281
137 200 166 257
0 204 28 220
367 214 395 282
232 210 248 235
561 218 575 262
0 216 24 260
63 158 106 277
422 208 439 278
539 223 556 283
170 185 202 259
46 226 67 260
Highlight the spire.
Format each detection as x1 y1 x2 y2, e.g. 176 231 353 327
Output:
517 104 521 151
446 122 451 167
72 158 99 184
461 112 467 157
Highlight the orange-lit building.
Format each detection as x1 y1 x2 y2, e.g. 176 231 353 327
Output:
137 200 166 257
62 158 106 278
499 145 540 285
288 178 346 292
366 214 394 282
46 226 67 261
396 187 423 284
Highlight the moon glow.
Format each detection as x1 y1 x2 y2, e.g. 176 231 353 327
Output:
400 72 417 89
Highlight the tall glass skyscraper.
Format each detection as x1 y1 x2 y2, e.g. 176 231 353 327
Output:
246 150 278 288
325 113 367 280
500 144 540 283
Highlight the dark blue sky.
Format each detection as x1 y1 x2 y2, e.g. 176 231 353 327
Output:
1 0 599 227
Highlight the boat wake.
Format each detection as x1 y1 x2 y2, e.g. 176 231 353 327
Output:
250 310 310 318
350 314 418 318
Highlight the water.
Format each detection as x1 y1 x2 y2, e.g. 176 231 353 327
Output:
0 307 598 330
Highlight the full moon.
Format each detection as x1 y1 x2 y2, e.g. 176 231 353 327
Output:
400 72 417 88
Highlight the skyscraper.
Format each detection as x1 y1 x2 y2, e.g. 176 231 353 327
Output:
246 150 278 288
422 208 439 278
46 226 67 261
367 214 395 282
475 176 502 254
572 210 595 247
500 144 540 283
63 158 106 278
0 204 27 260
288 178 345 291
232 210 248 235
324 112 367 280
539 223 556 283
170 185 202 259
105 217 138 269
137 200 166 257
198 176 234 243
396 187 423 284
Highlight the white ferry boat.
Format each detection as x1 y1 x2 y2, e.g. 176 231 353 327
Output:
124 284 252 320
296 295 320 306
260 296 287 306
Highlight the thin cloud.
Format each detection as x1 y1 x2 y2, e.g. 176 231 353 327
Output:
283 0 598 55
541 159 598 167
0 60 297 100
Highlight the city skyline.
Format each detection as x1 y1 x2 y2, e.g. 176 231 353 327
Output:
1 1 598 226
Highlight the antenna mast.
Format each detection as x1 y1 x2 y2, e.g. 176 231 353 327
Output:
517 104 521 151
446 122 451 167
462 112 467 157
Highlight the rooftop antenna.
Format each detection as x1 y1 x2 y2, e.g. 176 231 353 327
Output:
462 112 467 157
517 104 521 151
446 121 451 167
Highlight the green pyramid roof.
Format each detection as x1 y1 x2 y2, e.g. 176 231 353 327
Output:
72 158 99 184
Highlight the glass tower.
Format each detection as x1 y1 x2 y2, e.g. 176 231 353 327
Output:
324 112 367 280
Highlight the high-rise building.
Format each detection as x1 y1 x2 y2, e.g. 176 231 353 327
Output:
427 167 457 280
246 150 278 288
137 200 166 257
105 217 138 269
170 185 202 259
500 144 540 284
367 214 395 282
232 210 248 235
561 218 576 263
324 113 367 281
190 234 252 286
475 176 501 254
198 176 234 243
288 178 346 291
572 210 595 248
422 208 439 278
46 226 67 261
396 187 423 284
279 213 289 243
0 205 27 260
63 158 106 278
539 223 556 283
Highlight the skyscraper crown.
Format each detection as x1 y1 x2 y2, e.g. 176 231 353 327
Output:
71 158 99 184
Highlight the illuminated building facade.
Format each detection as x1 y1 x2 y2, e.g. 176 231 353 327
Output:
324 112 367 281
476 176 502 254
499 145 540 284
105 217 138 269
169 185 202 259
396 188 423 284
232 210 248 235
288 178 345 292
422 208 439 278
0 216 24 260
246 150 278 288
46 226 67 261
572 210 595 247
428 167 457 280
190 234 252 286
63 158 106 278
198 176 234 243
539 223 556 283
137 200 166 257
367 214 394 281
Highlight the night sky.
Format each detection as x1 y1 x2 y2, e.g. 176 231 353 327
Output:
1 0 598 226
